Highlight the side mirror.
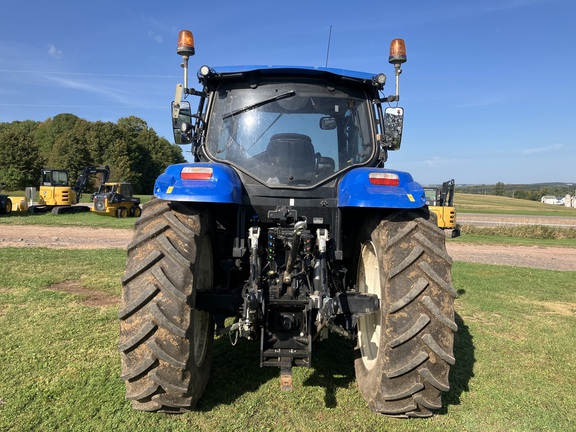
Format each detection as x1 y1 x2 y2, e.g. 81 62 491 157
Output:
319 116 337 130
383 106 404 150
171 100 193 144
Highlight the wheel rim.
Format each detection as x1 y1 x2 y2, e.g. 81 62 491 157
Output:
193 235 213 367
357 241 381 371
193 310 210 367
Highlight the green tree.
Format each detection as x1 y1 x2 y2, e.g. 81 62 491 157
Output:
85 121 120 165
494 182 506 196
43 118 94 179
1 115 184 194
112 116 185 193
0 121 41 189
105 138 141 187
34 113 81 163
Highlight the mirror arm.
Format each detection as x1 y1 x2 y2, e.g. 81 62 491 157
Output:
379 63 403 103
393 63 402 100
184 87 207 98
379 95 399 103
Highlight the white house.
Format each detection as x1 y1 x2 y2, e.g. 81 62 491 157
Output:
541 195 565 205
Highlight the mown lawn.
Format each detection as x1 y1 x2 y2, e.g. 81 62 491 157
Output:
0 248 574 431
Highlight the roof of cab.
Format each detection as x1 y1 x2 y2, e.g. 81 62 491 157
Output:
197 65 380 86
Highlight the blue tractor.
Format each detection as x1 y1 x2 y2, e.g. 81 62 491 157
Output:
119 31 456 417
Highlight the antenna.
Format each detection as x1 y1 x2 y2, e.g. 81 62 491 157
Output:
325 25 332 67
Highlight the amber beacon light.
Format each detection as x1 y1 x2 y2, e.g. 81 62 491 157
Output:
388 39 406 65
177 30 195 57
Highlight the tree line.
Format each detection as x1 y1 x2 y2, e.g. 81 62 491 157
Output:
0 114 185 194
457 182 576 201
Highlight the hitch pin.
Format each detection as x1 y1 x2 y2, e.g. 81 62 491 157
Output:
280 366 293 391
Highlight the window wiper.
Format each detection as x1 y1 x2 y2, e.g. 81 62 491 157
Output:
222 90 296 119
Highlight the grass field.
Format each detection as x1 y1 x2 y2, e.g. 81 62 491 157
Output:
0 194 153 229
0 210 137 229
455 193 576 216
1 192 575 430
451 225 576 248
0 248 575 432
450 193 576 247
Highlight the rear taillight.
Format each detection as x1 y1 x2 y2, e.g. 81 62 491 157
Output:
368 172 400 186
180 167 213 180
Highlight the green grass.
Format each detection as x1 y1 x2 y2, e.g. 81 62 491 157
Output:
455 193 576 216
450 225 576 248
0 210 137 229
0 191 152 205
0 194 153 229
451 233 576 248
1 248 575 431
450 193 576 247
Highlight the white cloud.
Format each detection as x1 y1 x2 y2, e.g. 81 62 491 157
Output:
45 75 132 105
148 31 163 44
522 143 564 155
48 44 63 59
421 156 446 167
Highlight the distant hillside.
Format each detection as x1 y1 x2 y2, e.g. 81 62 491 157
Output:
454 182 576 201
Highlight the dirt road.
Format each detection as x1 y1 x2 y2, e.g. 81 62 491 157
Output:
446 242 575 271
0 225 132 249
1 224 574 271
458 213 576 228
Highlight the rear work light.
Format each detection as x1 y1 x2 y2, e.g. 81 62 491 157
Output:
368 172 400 186
180 167 213 180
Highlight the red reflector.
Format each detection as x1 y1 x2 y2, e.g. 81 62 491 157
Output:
181 167 213 180
368 172 400 186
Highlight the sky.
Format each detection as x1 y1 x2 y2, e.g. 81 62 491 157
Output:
1 0 575 185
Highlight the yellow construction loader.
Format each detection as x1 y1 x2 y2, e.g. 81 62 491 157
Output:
29 165 110 214
424 179 460 238
91 182 141 218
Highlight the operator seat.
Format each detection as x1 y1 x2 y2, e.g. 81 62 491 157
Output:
266 133 315 183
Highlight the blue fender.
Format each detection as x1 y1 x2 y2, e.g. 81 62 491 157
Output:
338 168 426 208
154 163 242 204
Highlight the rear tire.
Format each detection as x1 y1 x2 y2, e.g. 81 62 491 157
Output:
4 198 12 214
119 199 214 412
354 209 457 418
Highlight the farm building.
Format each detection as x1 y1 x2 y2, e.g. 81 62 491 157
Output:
541 195 564 205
